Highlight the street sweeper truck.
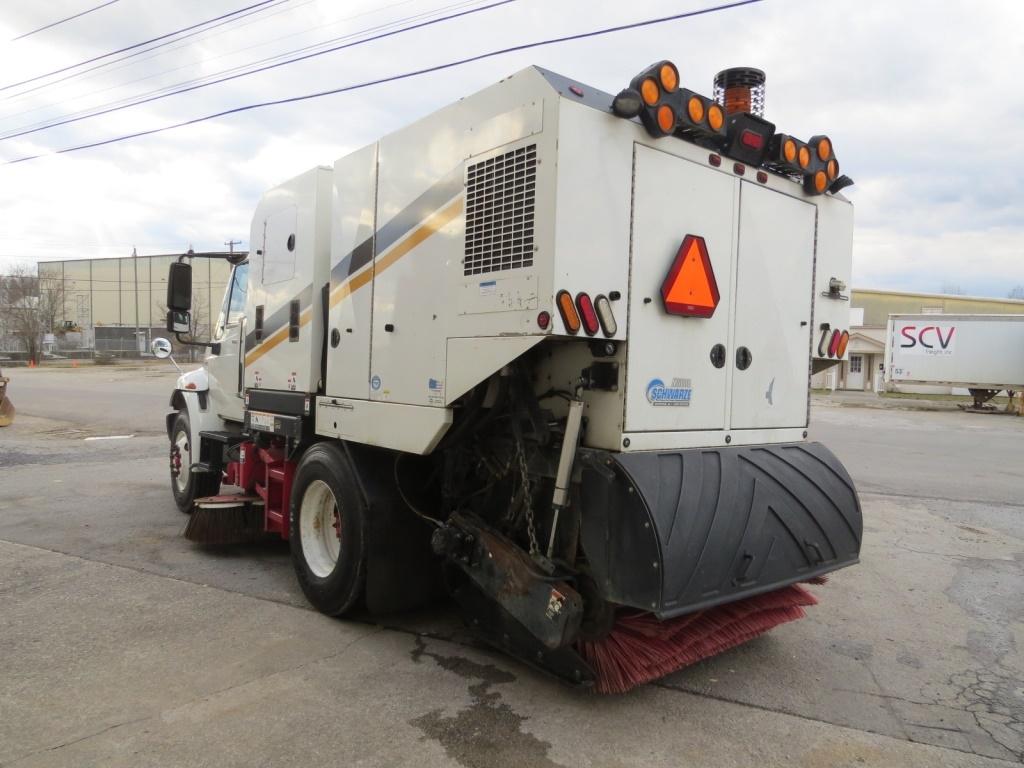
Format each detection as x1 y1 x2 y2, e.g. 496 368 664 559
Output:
160 59 862 693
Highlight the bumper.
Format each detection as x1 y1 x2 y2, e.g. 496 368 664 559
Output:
578 442 862 618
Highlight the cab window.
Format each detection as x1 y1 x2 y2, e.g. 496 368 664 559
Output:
227 263 248 323
215 263 249 340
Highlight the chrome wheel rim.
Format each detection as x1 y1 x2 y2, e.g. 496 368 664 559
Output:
299 479 341 578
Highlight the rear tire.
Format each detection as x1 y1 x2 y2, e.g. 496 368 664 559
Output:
289 442 367 616
170 410 220 513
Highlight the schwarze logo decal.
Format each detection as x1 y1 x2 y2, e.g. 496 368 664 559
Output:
646 377 692 406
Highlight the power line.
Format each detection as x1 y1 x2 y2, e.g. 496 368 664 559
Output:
0 0 512 141
0 0 490 137
0 0 364 115
4 0 765 166
1 0 476 124
1 0 294 105
11 0 120 42
0 0 281 93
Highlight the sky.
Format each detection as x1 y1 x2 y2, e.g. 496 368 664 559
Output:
0 0 1022 297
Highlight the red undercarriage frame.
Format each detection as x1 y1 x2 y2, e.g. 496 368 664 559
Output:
223 439 297 539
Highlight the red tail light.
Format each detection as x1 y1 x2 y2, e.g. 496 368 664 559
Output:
828 329 842 357
575 292 599 336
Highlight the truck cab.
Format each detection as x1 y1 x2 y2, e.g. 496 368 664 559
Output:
165 257 248 512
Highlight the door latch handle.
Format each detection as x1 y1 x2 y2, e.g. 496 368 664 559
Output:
736 346 752 370
710 343 726 369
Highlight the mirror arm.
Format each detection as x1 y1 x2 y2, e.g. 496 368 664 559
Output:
179 250 248 265
174 332 221 355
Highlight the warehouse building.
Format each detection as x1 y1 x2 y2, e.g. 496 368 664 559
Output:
813 288 1024 392
33 253 232 357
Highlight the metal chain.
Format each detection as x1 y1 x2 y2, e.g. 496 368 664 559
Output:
516 436 539 555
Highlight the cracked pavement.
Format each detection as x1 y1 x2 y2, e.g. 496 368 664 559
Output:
1 366 1022 767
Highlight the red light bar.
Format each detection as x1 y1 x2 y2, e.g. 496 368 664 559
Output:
740 129 764 150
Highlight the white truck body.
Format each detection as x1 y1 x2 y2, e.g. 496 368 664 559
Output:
241 66 854 455
884 314 1024 391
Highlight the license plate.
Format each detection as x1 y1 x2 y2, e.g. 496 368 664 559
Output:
249 411 276 431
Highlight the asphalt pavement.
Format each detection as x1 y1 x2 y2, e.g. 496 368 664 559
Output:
1 365 1022 767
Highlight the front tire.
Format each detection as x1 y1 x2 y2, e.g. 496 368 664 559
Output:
290 442 367 616
170 410 220 513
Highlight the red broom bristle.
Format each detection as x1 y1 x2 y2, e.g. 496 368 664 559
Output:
578 584 819 694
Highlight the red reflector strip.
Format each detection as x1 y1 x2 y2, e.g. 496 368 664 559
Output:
740 129 764 149
575 292 599 336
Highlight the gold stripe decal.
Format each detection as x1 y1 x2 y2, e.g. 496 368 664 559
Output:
245 194 463 367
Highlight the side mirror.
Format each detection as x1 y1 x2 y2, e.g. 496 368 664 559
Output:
151 337 172 359
167 262 192 312
152 336 182 374
166 309 191 334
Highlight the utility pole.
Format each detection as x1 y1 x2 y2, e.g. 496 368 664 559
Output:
132 246 140 356
225 239 241 254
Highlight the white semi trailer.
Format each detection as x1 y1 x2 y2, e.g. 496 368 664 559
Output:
160 59 862 693
885 313 1024 408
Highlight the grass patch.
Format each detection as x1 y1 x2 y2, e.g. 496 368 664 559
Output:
812 388 1011 404
879 391 1010 403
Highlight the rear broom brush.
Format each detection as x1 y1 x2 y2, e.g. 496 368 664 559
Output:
577 584 819 694
184 496 266 546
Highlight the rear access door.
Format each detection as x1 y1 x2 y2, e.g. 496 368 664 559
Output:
625 145 737 433
729 182 815 429
624 147 816 442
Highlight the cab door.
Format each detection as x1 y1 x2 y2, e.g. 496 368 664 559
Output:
207 263 248 422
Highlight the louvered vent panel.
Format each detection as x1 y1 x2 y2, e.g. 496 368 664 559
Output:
463 144 536 276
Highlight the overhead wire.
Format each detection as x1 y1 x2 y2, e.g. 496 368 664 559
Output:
0 0 513 141
4 0 765 166
0 0 281 93
11 0 121 42
1 0 293 103
0 0 405 116
0 0 492 137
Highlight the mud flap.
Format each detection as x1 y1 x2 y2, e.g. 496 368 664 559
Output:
342 442 444 614
578 442 862 618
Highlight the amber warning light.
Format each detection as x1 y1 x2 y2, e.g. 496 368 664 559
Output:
661 235 720 318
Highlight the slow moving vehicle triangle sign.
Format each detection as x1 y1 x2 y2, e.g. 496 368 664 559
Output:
660 234 719 318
